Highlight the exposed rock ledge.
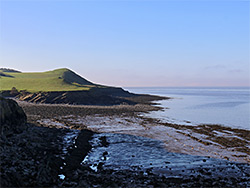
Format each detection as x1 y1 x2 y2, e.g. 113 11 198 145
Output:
0 89 167 105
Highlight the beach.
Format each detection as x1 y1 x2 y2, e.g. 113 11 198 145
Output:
1 98 249 187
2 1 249 187
19 100 250 164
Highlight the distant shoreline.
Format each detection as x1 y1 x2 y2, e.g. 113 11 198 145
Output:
1 89 169 106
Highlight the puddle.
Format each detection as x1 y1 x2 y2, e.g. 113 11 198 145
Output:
59 129 80 177
61 130 79 156
58 174 65 180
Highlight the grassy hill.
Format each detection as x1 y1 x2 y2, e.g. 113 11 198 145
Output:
0 67 166 105
0 68 106 92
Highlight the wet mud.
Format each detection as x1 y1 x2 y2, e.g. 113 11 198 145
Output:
60 132 250 187
10 100 250 187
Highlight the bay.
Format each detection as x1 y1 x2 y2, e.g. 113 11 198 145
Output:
125 87 250 130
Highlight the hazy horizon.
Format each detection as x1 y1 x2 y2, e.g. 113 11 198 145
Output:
1 1 249 87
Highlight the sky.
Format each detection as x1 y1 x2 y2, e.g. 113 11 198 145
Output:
0 0 249 87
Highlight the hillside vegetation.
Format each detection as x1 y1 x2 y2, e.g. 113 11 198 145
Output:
0 68 106 92
0 68 166 105
0 68 21 73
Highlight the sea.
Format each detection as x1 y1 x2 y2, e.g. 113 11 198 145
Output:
125 87 250 130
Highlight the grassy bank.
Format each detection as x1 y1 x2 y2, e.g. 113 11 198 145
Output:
0 68 102 92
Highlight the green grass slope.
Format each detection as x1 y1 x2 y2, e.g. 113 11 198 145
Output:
0 68 105 92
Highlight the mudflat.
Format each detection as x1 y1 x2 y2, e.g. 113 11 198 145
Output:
13 100 250 187
19 100 250 164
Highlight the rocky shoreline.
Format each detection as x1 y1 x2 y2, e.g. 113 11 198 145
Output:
0 97 64 186
1 98 250 187
1 89 168 106
19 99 250 164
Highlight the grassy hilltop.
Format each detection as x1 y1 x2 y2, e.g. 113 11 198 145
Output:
0 68 106 92
0 68 166 105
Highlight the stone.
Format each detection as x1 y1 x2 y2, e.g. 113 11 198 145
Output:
0 97 27 136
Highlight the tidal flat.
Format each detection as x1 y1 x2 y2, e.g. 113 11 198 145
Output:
16 100 250 187
19 100 250 164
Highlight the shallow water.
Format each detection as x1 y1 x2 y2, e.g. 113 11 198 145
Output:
125 87 250 130
82 133 250 178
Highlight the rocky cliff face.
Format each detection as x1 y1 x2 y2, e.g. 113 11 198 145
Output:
0 97 27 136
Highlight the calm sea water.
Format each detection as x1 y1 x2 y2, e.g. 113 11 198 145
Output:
125 87 250 130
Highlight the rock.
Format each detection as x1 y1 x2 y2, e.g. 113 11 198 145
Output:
0 97 27 136
15 91 136 105
100 136 109 147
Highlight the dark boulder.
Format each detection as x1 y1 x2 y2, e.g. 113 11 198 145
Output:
0 97 27 135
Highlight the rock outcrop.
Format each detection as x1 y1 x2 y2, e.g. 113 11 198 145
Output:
0 97 68 187
0 97 27 136
0 88 167 106
15 90 135 105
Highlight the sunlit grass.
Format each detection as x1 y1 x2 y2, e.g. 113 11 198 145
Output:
0 68 98 92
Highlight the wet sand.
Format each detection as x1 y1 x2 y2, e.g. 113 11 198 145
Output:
18 100 250 164
14 100 250 187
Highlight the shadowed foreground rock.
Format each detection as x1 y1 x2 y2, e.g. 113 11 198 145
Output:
0 97 27 135
0 97 67 187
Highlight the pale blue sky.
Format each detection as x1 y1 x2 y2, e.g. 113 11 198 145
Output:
0 1 249 87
